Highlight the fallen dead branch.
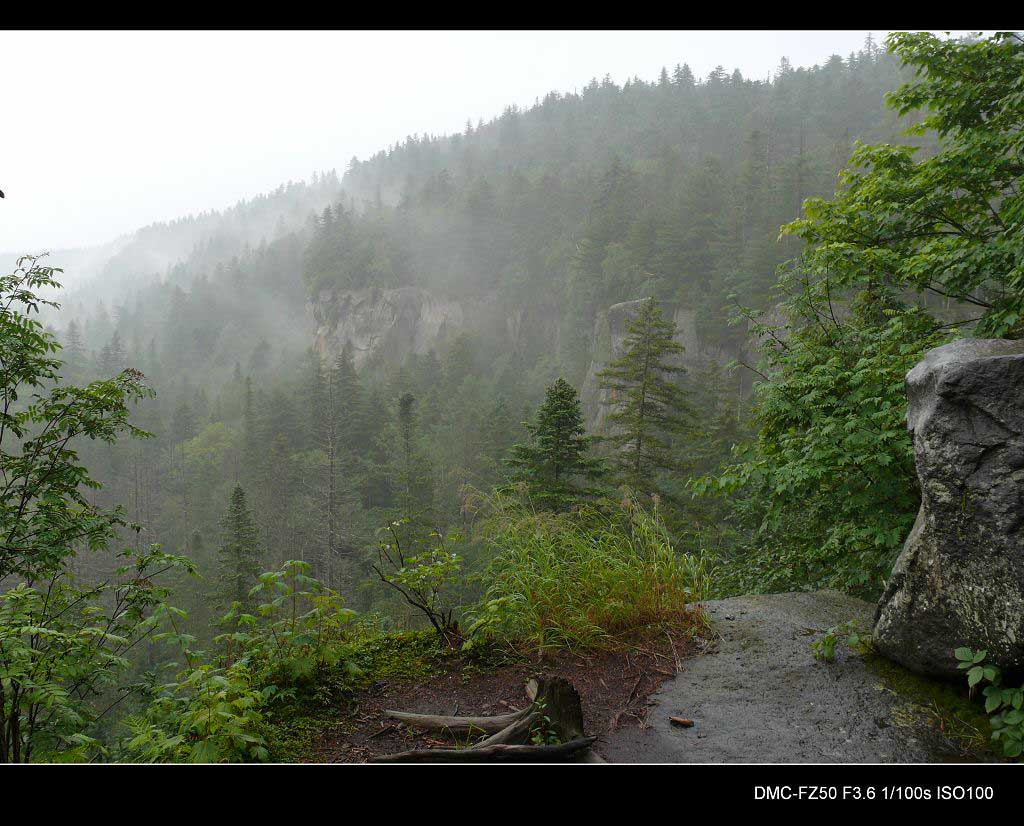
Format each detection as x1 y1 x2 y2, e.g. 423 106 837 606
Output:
381 708 527 736
375 674 598 763
371 736 598 763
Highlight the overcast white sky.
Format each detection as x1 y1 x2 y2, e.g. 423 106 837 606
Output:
0 30 972 252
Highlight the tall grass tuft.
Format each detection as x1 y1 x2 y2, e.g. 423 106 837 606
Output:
467 493 712 652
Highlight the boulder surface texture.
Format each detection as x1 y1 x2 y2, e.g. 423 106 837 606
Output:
874 339 1024 678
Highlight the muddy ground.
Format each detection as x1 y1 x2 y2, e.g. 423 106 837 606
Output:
304 619 699 762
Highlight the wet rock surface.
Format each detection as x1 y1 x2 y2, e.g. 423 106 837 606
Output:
600 592 962 763
873 339 1024 678
311 286 464 368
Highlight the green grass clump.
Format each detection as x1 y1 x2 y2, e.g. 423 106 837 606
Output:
467 494 712 652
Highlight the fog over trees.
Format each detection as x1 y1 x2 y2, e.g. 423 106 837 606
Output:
4 31 1021 764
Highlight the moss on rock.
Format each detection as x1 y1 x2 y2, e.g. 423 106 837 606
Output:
865 653 995 760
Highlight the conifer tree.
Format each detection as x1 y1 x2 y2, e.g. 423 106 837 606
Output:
597 299 696 499
216 484 263 607
242 376 259 483
397 392 418 518
62 319 86 379
505 378 604 509
299 348 325 452
171 400 197 445
303 350 343 586
333 343 364 454
481 394 517 485
391 391 434 523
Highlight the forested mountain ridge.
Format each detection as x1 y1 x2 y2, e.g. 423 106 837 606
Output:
312 39 926 380
6 31 1022 764
43 38 926 623
55 38 918 387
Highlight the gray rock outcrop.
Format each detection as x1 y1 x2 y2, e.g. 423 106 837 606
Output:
601 592 968 763
310 286 562 370
874 338 1024 678
311 286 464 368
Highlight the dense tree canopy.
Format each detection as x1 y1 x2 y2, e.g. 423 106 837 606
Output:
9 33 1012 762
698 31 1024 596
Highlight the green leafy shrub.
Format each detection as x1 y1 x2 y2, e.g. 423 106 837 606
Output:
696 301 947 598
217 560 360 689
0 547 194 763
122 561 359 763
372 522 463 645
956 648 1024 759
121 662 272 763
467 494 711 651
811 620 872 662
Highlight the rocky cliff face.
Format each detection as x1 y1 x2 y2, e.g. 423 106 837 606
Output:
310 285 565 370
311 286 465 368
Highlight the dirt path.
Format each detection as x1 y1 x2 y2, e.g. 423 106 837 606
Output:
599 591 987 763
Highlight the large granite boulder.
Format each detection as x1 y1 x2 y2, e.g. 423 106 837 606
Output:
874 339 1024 678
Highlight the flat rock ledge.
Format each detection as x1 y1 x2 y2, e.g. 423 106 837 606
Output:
599 592 992 763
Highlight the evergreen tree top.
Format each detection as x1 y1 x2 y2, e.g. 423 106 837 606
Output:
504 377 604 510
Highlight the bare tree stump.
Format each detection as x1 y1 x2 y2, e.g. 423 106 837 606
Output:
526 675 585 741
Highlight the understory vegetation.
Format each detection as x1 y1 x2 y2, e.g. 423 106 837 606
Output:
957 649 1024 759
469 494 711 651
3 32 1023 761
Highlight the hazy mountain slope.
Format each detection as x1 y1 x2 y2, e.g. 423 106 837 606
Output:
39 39 931 614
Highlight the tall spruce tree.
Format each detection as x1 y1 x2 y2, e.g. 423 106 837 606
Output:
241 376 259 484
597 299 696 499
62 319 86 380
396 392 418 519
333 343 364 454
505 378 604 509
216 484 264 607
302 349 355 587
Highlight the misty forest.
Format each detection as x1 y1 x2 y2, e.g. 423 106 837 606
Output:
4 31 1024 764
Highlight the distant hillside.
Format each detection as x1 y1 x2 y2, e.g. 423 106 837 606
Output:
34 39 935 595
307 39 929 380
25 173 341 324
43 38 927 386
